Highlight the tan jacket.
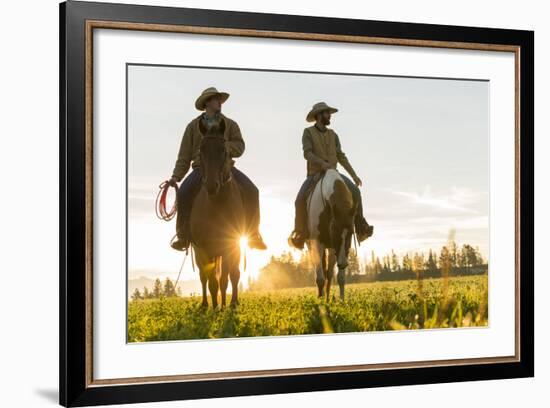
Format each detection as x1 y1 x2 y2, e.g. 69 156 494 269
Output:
302 125 358 178
171 113 245 181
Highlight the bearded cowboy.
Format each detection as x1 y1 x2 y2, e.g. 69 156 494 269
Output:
288 101 374 250
168 87 267 251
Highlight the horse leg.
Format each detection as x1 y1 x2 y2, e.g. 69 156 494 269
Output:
335 230 350 301
336 245 347 300
337 266 346 300
228 249 241 308
322 250 329 301
219 257 229 309
208 271 219 309
310 241 325 298
315 252 326 298
195 250 218 309
193 246 210 308
230 269 241 307
326 250 336 302
200 270 208 309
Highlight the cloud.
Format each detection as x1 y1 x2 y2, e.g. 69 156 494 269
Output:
361 186 489 258
386 185 483 214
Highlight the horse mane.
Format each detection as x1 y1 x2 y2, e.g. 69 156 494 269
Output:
200 133 226 147
199 119 232 180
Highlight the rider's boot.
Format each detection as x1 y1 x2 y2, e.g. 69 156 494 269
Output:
248 231 267 250
288 202 309 250
355 218 374 243
170 222 191 251
288 229 307 250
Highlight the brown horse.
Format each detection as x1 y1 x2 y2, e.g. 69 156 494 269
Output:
190 118 246 308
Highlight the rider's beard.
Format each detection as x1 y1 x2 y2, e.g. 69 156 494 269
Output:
322 116 331 126
206 103 221 115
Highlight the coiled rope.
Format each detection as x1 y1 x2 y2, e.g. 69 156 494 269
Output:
155 180 177 221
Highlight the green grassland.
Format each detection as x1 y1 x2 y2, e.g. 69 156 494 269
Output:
127 275 488 342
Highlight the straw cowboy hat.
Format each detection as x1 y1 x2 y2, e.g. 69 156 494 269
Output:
306 101 338 122
195 87 230 111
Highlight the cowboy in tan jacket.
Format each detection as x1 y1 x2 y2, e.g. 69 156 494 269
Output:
289 102 374 249
168 87 267 251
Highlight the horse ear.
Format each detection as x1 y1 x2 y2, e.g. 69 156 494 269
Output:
198 118 207 136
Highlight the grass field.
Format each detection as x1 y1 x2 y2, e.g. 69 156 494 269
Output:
127 275 488 342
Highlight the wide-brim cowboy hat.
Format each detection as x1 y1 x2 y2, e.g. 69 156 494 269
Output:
306 101 338 122
195 87 230 111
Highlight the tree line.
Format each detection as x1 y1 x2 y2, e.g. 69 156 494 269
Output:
248 241 487 291
363 241 485 281
131 277 183 301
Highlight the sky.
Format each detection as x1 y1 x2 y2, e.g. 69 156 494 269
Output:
127 64 489 285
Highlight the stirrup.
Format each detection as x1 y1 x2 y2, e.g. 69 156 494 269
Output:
170 234 190 251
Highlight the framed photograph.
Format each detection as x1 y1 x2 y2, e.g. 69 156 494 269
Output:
59 0 534 406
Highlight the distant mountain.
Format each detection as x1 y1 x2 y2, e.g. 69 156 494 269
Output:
128 276 202 299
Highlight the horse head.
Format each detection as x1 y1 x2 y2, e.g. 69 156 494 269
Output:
328 175 357 269
199 118 231 197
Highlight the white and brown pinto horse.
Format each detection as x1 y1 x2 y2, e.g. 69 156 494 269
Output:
306 169 357 300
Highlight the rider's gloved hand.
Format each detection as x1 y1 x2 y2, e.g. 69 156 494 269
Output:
168 176 179 187
353 176 363 187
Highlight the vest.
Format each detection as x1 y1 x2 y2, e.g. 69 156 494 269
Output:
306 125 339 175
